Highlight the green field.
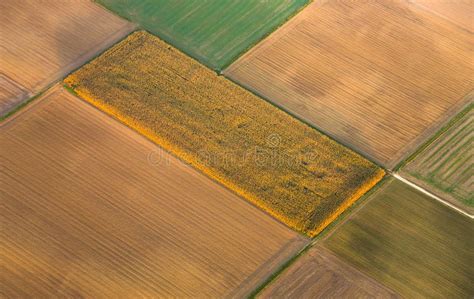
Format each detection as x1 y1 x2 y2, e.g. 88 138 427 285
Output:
403 103 473 209
324 178 474 298
97 0 307 70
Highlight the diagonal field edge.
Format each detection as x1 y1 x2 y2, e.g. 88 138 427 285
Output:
393 174 473 219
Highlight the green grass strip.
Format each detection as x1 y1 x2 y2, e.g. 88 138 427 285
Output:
395 101 473 171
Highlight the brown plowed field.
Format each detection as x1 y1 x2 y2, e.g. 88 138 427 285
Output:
225 0 474 168
0 0 134 115
0 86 307 298
260 246 399 298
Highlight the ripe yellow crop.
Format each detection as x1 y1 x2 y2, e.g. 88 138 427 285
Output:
65 31 384 236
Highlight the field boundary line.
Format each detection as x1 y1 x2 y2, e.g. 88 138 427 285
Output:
0 73 32 118
394 95 473 171
393 173 473 219
248 175 391 298
30 21 137 94
0 84 64 126
223 0 323 73
247 240 314 298
230 236 308 298
62 84 312 239
0 19 137 123
379 88 472 169
317 176 392 243
223 76 386 171
219 0 313 71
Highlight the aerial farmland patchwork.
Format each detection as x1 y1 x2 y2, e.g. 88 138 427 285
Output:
402 102 473 213
96 0 308 69
259 245 399 298
64 31 384 236
1 0 473 297
324 178 474 298
224 0 474 169
1 86 307 297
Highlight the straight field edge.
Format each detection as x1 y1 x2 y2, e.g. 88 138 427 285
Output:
0 21 138 122
307 169 385 237
218 0 313 71
397 172 474 216
394 96 473 171
223 75 387 170
247 242 313 299
92 1 217 69
62 82 309 239
248 174 391 298
224 73 472 172
0 85 61 126
95 0 312 71
0 91 40 122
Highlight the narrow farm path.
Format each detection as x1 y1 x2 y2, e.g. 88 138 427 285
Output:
393 173 473 219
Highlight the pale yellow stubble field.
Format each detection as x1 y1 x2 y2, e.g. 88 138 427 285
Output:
411 0 474 32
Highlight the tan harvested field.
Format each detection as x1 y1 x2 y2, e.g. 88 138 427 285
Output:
260 246 399 298
225 0 474 169
0 74 29 115
0 0 134 116
0 86 308 298
412 0 474 32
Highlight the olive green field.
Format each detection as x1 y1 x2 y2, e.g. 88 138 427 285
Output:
324 178 474 298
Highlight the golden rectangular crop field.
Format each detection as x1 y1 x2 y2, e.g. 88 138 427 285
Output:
260 246 399 298
65 31 384 236
224 0 474 169
0 86 307 297
0 0 134 115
